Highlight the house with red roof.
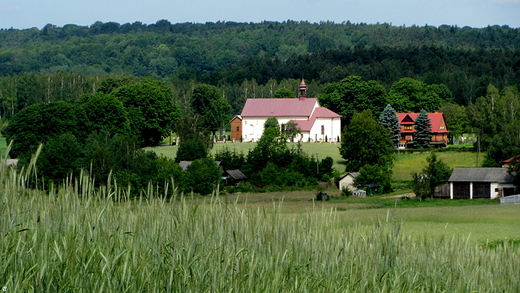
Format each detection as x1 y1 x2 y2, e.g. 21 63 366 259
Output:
397 112 449 148
238 80 342 142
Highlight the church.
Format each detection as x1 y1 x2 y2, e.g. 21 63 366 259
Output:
231 80 342 142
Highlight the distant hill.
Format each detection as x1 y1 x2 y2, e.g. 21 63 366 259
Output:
0 20 518 110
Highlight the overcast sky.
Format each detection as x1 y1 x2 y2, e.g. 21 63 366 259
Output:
1 0 519 30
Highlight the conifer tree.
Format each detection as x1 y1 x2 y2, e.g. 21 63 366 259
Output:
379 104 400 147
414 109 432 148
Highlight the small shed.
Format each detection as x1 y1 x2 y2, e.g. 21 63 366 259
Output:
448 168 516 199
230 115 243 142
338 172 360 192
352 189 366 197
223 169 247 185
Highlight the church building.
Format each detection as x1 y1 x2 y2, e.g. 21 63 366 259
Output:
236 79 342 142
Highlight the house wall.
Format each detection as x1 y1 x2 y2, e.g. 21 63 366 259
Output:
309 117 342 143
339 175 357 192
241 116 309 142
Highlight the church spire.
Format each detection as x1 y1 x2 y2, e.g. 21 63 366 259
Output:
298 78 307 100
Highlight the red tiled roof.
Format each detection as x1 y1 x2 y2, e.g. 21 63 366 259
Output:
396 112 449 134
292 107 342 131
240 98 318 117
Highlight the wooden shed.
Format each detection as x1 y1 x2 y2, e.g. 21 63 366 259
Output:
448 168 516 199
230 115 242 142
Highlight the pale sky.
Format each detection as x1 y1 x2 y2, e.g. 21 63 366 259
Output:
1 0 519 30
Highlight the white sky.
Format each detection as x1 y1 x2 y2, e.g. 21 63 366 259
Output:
0 0 519 29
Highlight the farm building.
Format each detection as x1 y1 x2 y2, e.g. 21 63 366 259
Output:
238 79 342 142
448 168 516 199
396 112 449 148
223 169 247 186
338 172 360 192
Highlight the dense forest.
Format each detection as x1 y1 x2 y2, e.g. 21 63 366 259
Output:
0 21 519 114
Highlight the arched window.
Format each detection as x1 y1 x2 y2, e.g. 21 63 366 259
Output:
321 125 325 135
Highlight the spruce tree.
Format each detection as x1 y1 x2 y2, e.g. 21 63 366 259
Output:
379 104 400 147
414 109 432 148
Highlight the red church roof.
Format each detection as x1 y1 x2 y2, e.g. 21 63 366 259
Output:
396 112 449 134
292 107 342 131
240 98 318 117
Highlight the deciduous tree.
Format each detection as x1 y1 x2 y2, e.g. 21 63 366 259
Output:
340 109 394 172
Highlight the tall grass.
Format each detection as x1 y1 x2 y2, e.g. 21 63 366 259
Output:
1 154 519 292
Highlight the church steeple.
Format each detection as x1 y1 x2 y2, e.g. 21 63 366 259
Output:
298 78 307 100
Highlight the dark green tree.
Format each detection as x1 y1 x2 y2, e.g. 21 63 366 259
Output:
184 157 222 195
379 104 400 147
175 139 209 162
412 152 452 199
319 76 389 125
438 103 468 144
389 78 451 112
36 132 83 184
340 110 394 172
282 121 301 142
354 164 393 194
79 92 130 136
273 88 295 98
191 84 232 135
113 77 181 146
175 114 213 162
3 101 79 159
414 109 432 149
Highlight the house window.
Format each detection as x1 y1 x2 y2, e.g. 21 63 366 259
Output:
236 126 240 132
321 125 325 135
404 125 414 130
440 126 445 130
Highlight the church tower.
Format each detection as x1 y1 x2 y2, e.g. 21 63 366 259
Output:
298 78 307 100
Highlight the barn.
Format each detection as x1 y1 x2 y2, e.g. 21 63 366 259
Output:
448 168 516 199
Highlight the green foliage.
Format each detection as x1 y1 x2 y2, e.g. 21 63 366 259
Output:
175 139 208 162
273 88 295 98
282 121 301 142
263 117 280 130
214 147 247 171
184 157 222 195
438 102 468 143
340 110 394 172
3 101 79 159
113 77 181 146
379 104 400 147
191 84 232 133
389 78 452 112
355 164 393 194
36 133 83 184
412 152 453 199
319 76 389 125
468 85 520 166
414 109 432 149
79 92 130 136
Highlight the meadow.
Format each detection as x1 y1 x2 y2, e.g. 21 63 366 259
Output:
2 156 519 292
